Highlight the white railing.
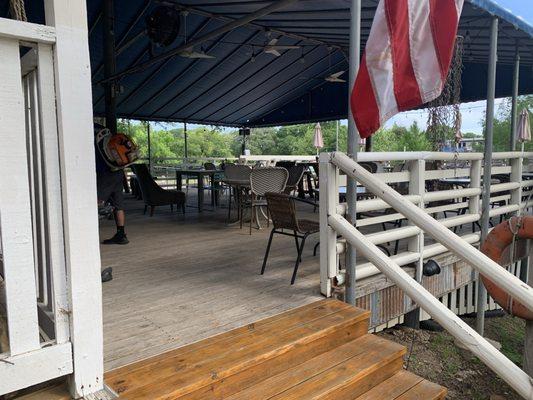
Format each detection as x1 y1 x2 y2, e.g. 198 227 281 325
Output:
0 6 104 397
320 151 533 399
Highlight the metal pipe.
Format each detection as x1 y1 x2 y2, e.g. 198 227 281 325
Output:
345 0 361 306
101 0 299 82
510 47 520 151
103 0 117 134
477 16 498 335
147 122 151 173
184 122 188 162
329 212 533 400
330 151 533 312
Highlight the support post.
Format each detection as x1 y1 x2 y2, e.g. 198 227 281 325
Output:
44 0 104 397
319 153 338 297
476 16 498 335
103 0 117 134
147 121 151 173
184 121 188 164
404 160 425 328
345 0 361 306
510 48 520 151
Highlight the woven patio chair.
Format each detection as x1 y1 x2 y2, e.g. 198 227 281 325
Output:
245 167 288 234
262 192 319 284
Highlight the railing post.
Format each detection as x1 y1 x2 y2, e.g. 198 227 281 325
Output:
44 0 104 397
469 160 482 217
405 160 425 327
510 155 523 212
319 153 338 297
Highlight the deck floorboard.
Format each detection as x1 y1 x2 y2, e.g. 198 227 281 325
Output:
100 193 323 370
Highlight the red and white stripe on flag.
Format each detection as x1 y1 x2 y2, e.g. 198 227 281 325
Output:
351 0 464 139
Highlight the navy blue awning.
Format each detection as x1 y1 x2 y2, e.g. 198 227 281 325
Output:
3 0 533 126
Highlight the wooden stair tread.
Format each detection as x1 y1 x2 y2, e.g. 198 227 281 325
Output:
106 300 369 399
227 334 405 400
353 370 447 400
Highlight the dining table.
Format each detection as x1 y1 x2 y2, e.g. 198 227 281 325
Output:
173 168 224 212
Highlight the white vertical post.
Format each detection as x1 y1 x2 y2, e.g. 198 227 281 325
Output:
345 0 361 305
510 156 523 212
477 16 498 335
405 160 425 326
0 38 40 356
319 153 338 297
469 160 482 217
36 43 70 344
510 49 520 151
44 0 104 397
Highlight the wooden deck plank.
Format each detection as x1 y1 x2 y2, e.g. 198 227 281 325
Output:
353 370 424 400
395 379 447 400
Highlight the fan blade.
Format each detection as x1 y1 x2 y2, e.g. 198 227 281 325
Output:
265 49 281 57
179 51 215 59
330 70 346 78
269 45 301 50
268 38 278 46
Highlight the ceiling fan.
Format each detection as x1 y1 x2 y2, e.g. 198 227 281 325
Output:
263 38 300 57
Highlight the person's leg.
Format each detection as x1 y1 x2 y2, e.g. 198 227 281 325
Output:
103 172 129 245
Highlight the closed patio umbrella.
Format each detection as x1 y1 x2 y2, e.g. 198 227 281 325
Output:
314 122 324 155
517 109 531 152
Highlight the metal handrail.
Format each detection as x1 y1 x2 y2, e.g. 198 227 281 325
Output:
325 151 533 399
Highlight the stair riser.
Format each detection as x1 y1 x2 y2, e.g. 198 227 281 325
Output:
177 318 369 400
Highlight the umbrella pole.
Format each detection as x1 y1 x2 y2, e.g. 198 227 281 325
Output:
345 0 361 306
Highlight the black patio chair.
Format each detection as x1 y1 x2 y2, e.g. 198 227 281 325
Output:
261 192 319 284
130 164 186 216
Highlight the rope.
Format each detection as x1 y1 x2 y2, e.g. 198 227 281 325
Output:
9 0 27 22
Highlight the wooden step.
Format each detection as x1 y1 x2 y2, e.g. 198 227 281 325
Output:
226 334 405 400
353 370 447 400
106 299 370 399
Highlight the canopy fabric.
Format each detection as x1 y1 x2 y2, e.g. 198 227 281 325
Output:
3 0 533 127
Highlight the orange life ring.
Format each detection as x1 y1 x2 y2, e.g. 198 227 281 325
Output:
480 215 533 321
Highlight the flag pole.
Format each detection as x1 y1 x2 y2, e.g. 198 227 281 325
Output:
345 0 361 306
476 16 498 335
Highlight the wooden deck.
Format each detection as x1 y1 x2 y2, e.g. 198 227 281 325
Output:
100 193 323 371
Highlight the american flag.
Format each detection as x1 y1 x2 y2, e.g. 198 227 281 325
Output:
351 0 464 138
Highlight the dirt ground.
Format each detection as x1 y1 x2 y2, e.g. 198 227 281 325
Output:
378 314 527 400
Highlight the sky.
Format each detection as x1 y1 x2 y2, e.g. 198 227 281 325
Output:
385 0 531 135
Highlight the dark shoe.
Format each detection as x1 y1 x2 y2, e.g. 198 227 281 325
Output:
101 267 113 283
102 232 129 245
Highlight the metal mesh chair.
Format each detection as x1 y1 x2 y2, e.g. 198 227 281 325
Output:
262 192 319 284
284 165 306 195
246 167 288 234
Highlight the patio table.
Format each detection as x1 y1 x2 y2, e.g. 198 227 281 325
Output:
173 168 224 212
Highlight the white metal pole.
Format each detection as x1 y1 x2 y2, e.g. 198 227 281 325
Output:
345 0 361 306
336 120 339 151
510 48 520 151
476 16 498 335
